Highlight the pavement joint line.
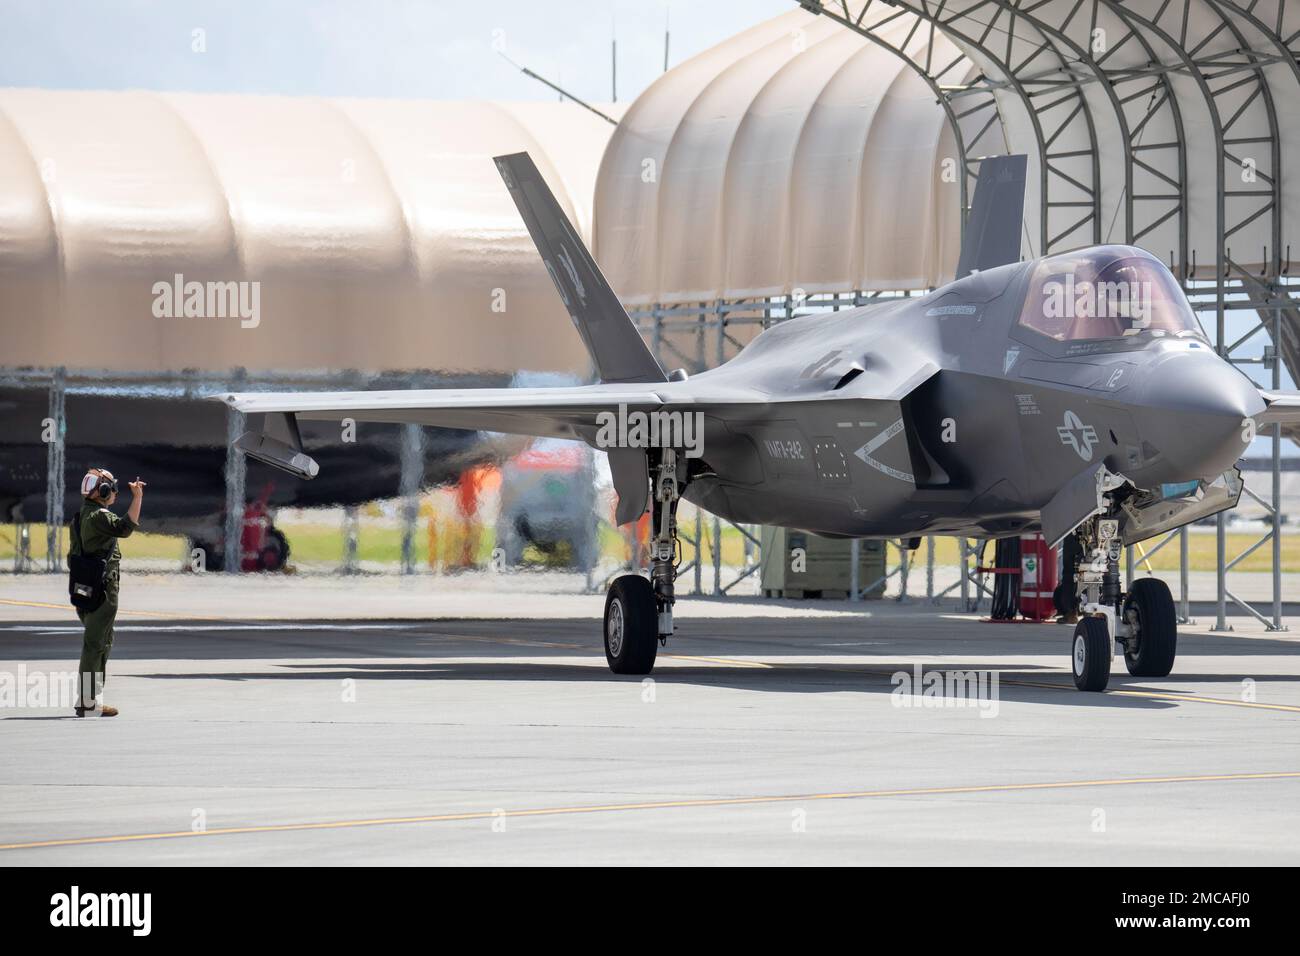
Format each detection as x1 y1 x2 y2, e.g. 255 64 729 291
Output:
660 653 773 668
2 771 1297 852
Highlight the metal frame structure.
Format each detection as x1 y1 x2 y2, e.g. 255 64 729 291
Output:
803 0 1106 257
0 367 457 578
777 0 1294 625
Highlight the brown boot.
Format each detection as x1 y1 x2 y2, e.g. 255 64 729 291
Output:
74 704 119 718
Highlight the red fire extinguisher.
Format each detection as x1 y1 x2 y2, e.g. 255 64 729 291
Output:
1018 533 1058 621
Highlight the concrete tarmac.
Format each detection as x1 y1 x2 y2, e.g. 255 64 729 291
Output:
1 584 1299 865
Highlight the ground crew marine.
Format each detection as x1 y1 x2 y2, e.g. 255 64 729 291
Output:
70 467 145 717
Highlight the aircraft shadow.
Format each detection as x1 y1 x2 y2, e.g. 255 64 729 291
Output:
3 616 1296 713
2 615 1297 662
120 659 1201 711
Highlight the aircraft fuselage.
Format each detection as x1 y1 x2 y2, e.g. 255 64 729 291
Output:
677 246 1262 540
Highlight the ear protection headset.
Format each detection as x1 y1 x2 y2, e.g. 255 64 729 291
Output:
81 469 118 499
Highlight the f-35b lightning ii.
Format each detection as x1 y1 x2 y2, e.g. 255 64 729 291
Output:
222 152 1300 691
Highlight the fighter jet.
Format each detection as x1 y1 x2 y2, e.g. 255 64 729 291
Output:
221 152 1300 691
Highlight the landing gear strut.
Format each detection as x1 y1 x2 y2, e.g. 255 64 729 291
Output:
602 450 682 674
1069 508 1178 691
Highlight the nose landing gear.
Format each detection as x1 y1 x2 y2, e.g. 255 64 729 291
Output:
602 450 683 675
1071 616 1112 692
1069 512 1178 691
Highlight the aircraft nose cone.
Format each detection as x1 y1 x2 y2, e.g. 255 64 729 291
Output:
1136 351 1265 481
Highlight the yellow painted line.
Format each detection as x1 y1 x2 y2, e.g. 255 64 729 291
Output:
447 634 584 651
1108 688 1300 712
0 598 211 621
660 653 773 668
2 771 1296 852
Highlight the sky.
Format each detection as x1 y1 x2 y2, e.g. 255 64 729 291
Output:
0 0 790 103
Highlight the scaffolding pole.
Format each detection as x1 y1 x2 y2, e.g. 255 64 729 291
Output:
399 423 425 575
44 367 66 573
925 535 935 600
222 402 246 575
342 504 360 574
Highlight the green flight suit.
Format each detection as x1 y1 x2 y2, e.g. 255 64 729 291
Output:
70 499 137 702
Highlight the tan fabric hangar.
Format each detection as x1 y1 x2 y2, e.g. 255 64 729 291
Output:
0 91 621 376
593 8 986 305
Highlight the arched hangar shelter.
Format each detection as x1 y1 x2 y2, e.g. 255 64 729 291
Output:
595 2 1296 626
0 90 618 377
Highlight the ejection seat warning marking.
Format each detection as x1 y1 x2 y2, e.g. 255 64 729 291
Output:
853 419 914 483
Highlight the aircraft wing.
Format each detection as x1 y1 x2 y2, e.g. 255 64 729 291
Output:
222 385 668 442
1256 390 1300 425
222 382 747 524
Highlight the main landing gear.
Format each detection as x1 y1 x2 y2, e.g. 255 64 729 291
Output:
603 450 682 674
1069 512 1178 691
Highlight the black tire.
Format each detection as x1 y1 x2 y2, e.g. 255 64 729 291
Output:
604 574 658 675
1071 616 1112 692
1123 577 1177 677
259 527 290 573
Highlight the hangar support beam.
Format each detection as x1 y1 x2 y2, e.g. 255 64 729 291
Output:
1106 0 1284 630
794 0 1292 626
807 0 1106 257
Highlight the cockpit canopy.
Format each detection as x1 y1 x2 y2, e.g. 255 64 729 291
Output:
1016 246 1206 343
